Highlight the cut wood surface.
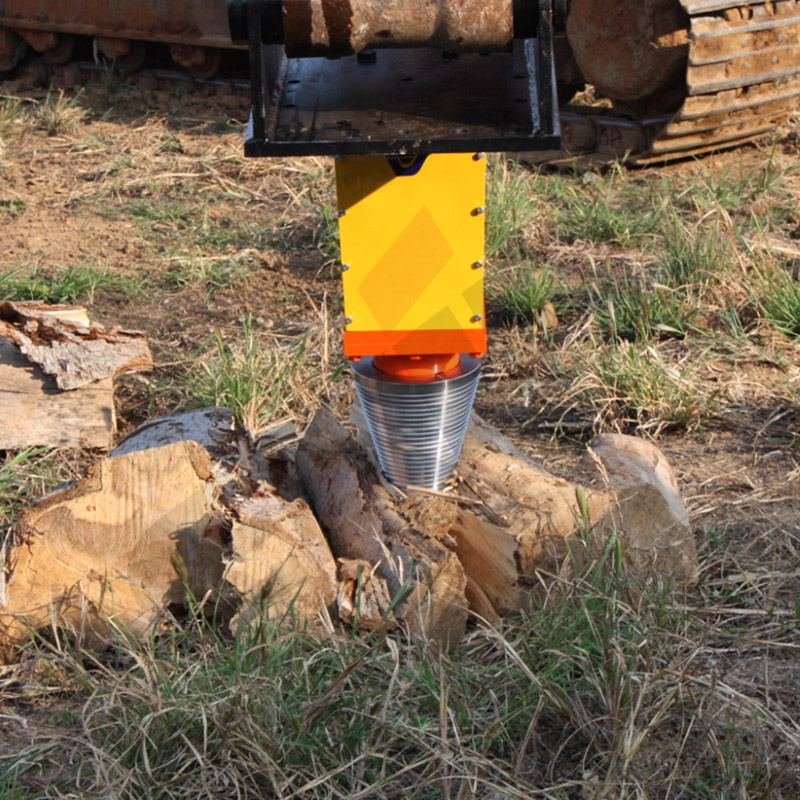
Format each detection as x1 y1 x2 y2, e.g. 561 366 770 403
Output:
0 305 116 450
0 408 337 662
1 405 699 663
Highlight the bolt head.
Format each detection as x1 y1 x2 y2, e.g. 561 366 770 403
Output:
471 314 482 323
472 260 484 269
341 263 350 271
345 316 354 324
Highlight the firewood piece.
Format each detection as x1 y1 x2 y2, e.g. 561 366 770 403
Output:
296 409 468 647
0 301 152 390
0 408 337 663
0 305 115 449
450 416 697 618
584 434 698 584
454 414 611 589
225 493 337 629
0 437 225 662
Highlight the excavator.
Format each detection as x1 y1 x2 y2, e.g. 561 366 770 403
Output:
0 1 797 163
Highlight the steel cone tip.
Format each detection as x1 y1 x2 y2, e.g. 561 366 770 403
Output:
351 356 481 490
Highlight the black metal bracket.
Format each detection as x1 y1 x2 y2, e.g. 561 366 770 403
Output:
234 0 561 157
552 0 568 33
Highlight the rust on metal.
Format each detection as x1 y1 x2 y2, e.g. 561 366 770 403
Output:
284 0 316 55
0 0 235 48
321 0 353 54
283 0 514 57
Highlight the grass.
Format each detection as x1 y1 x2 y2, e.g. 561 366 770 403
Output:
485 156 540 262
31 90 88 137
563 340 719 434
163 253 257 293
0 262 145 304
0 96 25 142
177 313 344 436
589 269 696 342
489 262 561 324
0 448 62 534
2 533 796 799
553 170 661 247
757 262 800 339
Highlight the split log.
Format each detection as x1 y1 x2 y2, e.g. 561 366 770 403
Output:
1 402 698 662
0 408 336 663
296 409 468 648
449 416 697 620
0 302 152 450
349 409 697 624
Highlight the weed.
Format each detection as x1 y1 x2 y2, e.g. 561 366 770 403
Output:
485 156 538 262
555 170 659 246
0 198 26 215
591 270 695 342
179 314 335 435
757 262 800 339
32 90 87 137
489 262 560 323
658 217 731 289
566 340 718 433
0 96 25 141
163 254 256 293
0 448 60 533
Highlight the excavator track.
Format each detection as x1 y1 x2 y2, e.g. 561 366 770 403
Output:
560 0 800 163
1 0 798 165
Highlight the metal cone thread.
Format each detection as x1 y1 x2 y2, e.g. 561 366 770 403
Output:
351 356 481 490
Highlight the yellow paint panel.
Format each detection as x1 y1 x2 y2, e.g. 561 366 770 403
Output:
337 153 485 334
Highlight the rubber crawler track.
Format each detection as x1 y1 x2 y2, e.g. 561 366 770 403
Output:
7 0 798 164
560 0 800 163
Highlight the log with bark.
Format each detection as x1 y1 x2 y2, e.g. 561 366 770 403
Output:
0 408 337 662
0 405 698 663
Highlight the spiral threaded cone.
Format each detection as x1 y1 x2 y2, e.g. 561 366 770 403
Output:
351 356 480 490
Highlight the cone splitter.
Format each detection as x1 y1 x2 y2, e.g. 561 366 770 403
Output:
229 0 561 488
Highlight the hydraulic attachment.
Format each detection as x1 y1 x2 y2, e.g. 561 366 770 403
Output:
230 0 560 488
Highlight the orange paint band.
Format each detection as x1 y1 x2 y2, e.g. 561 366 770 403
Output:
344 328 487 359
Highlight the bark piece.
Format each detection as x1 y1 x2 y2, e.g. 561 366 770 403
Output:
296 409 468 647
0 301 152 390
0 305 115 449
